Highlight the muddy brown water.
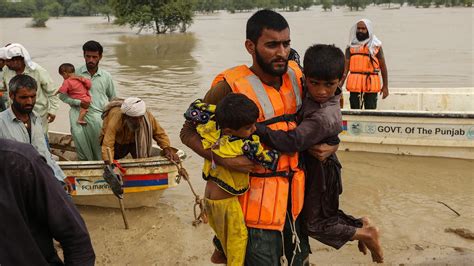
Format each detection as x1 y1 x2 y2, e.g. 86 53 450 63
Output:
1 6 473 264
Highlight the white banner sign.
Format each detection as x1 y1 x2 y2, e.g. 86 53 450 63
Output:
342 121 474 141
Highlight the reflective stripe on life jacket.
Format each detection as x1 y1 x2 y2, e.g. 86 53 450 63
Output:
346 45 382 93
211 61 305 231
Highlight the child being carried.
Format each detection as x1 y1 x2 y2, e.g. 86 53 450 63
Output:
57 63 92 125
184 93 279 265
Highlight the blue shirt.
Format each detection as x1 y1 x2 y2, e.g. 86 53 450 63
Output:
0 108 66 181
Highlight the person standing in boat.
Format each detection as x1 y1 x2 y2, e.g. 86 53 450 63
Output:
0 74 66 184
180 9 338 265
2 43 59 132
0 139 95 265
58 40 116 161
339 19 389 109
100 97 179 162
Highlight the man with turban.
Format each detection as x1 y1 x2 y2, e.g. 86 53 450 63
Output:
2 43 59 132
100 97 179 162
339 19 389 109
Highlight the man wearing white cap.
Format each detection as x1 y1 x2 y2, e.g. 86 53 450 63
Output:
2 43 59 131
339 19 389 109
100 97 179 162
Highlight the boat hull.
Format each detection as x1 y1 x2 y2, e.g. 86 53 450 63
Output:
49 131 185 208
340 110 474 160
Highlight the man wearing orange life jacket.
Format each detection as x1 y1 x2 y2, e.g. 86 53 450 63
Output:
340 19 389 109
180 10 338 265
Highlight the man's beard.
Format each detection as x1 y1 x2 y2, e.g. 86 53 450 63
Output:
12 101 33 114
356 32 369 41
255 49 288 76
125 118 140 131
86 62 98 71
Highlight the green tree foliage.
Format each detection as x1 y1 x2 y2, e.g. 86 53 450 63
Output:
321 0 333 10
113 0 194 34
0 0 36 17
194 0 223 12
45 1 64 17
346 0 368 10
298 0 315 9
31 11 49 27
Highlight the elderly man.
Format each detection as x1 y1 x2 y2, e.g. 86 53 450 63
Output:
340 19 389 109
0 139 95 265
59 40 116 161
2 43 59 132
0 74 66 183
100 97 179 162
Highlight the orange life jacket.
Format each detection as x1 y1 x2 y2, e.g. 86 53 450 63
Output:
211 61 305 231
346 45 382 93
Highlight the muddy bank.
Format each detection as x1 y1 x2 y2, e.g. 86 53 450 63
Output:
78 151 474 265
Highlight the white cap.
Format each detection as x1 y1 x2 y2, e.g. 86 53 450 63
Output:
121 97 146 117
4 43 37 70
0 47 7 60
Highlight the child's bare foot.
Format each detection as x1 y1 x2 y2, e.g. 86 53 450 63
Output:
77 120 87 125
364 226 384 263
210 249 226 264
358 240 368 255
361 217 372 227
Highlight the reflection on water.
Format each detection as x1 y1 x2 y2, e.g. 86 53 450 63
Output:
113 34 200 134
114 34 199 104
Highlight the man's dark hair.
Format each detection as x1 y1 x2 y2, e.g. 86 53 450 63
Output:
215 93 259 131
58 63 75 75
246 9 289 44
82 40 103 55
9 74 37 94
303 44 345 80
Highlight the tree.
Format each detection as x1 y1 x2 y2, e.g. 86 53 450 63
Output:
113 0 195 34
346 0 368 10
298 0 314 9
31 11 49 27
45 1 64 18
322 0 333 10
194 0 223 12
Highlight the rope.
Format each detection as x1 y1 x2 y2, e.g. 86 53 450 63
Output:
172 160 207 226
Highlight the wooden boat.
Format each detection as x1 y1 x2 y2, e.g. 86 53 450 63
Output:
49 131 186 208
340 88 474 160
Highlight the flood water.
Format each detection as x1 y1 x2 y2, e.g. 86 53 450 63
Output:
1 5 473 264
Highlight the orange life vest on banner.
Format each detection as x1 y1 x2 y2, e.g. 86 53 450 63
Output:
346 45 382 93
211 61 305 231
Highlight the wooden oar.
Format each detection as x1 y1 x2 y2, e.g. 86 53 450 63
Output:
104 148 129 229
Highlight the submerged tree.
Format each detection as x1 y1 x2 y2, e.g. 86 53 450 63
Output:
113 0 194 34
31 11 49 27
322 0 333 10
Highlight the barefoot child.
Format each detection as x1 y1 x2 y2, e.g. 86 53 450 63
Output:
255 44 384 263
184 94 279 265
57 63 91 125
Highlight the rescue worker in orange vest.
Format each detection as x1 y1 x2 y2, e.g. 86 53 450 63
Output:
340 19 389 109
180 9 337 265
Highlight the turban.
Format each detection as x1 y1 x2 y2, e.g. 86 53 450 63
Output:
348 18 382 57
4 43 37 70
121 97 146 117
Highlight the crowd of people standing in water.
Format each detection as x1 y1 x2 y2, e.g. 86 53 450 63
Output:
0 9 388 265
